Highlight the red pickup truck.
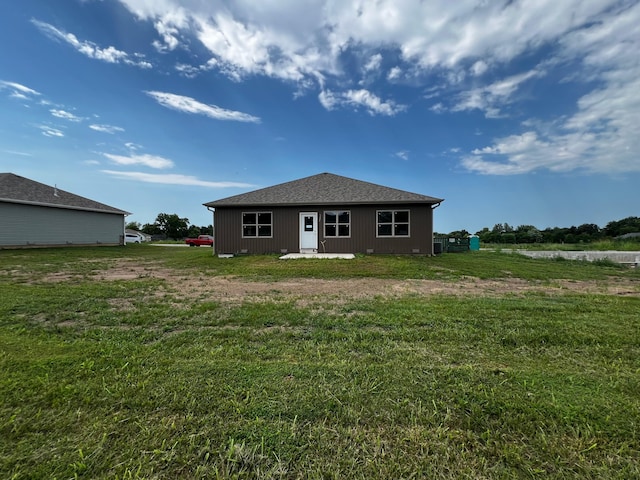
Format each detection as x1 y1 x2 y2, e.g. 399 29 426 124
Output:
185 235 214 247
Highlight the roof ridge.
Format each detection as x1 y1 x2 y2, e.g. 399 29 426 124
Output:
205 172 443 207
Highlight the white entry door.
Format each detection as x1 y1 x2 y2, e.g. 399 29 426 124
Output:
299 212 318 252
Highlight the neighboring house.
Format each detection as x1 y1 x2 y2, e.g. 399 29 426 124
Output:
204 172 443 255
0 173 128 248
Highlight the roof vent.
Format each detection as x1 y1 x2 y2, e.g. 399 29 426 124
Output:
54 185 59 197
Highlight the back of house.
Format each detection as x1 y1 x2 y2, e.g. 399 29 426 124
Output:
204 172 443 255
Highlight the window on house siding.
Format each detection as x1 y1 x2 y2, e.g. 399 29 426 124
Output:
377 210 410 237
324 211 350 237
242 212 272 237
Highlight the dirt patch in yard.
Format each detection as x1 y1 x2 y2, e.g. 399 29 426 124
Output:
81 258 640 305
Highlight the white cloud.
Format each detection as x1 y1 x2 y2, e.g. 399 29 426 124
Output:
112 1 613 110
152 16 183 52
0 80 41 99
103 152 175 169
112 2 609 89
317 90 338 110
2 149 33 157
110 1 622 87
175 63 202 77
119 0 336 84
461 1 640 175
89 124 125 134
452 69 543 118
50 109 83 122
175 58 219 78
38 125 64 137
364 53 382 72
319 89 405 116
471 60 488 76
394 150 409 161
464 92 640 174
429 102 445 114
328 1 611 69
101 170 255 188
32 19 152 68
145 90 261 123
387 67 402 82
105 1 640 173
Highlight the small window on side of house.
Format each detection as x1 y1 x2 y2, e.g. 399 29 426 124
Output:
377 210 410 237
324 211 350 237
242 212 272 237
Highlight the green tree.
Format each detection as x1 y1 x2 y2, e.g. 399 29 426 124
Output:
200 225 213 236
141 223 161 236
475 227 491 243
448 229 470 238
187 225 201 238
125 221 142 231
541 227 568 243
604 217 640 237
502 233 516 244
482 223 513 243
154 213 190 240
515 225 542 243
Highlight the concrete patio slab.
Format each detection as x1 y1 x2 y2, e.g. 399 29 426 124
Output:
505 250 640 266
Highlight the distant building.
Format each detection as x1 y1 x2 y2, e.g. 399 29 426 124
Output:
205 172 443 255
0 173 128 248
616 232 640 240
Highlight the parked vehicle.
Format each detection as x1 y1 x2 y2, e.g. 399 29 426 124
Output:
185 235 214 247
125 233 142 244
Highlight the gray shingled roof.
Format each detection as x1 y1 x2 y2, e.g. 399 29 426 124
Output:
205 172 443 207
0 173 128 215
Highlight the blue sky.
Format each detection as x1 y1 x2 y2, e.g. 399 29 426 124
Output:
1 0 639 234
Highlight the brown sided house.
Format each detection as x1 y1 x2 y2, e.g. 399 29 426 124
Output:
204 172 443 255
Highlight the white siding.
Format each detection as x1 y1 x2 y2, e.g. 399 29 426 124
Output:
0 202 124 246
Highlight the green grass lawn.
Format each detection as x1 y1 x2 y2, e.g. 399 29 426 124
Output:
1 247 639 479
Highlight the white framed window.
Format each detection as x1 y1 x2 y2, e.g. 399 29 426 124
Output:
377 210 410 237
324 210 350 237
242 212 272 237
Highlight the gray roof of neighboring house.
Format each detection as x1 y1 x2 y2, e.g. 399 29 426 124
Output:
616 232 640 239
205 172 444 208
0 173 128 215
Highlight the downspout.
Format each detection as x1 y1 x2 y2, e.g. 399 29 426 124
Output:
206 206 215 255
122 212 131 246
431 201 442 256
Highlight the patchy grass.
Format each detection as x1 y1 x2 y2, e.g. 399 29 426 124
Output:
3 244 636 282
1 247 639 479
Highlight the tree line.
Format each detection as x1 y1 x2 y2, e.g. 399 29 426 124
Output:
131 213 639 243
444 216 640 244
126 213 212 240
